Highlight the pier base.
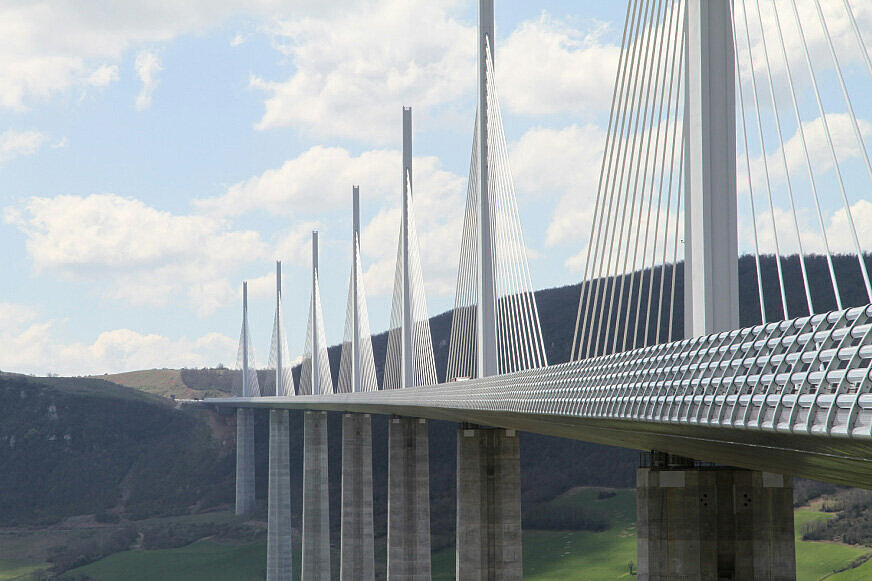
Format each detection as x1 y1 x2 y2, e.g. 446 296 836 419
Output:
302 411 331 581
235 408 256 515
456 425 522 581
340 413 374 581
387 416 431 580
267 410 292 581
637 455 795 580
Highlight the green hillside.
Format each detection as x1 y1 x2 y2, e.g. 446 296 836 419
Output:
0 374 236 526
50 489 872 581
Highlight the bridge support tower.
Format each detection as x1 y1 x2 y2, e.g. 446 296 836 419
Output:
340 413 374 580
456 425 522 581
455 2 524 579
235 409 255 515
386 107 433 580
637 455 794 580
637 2 795 579
387 416 431 579
339 187 376 580
302 410 331 581
267 263 293 580
236 282 256 516
267 409 293 580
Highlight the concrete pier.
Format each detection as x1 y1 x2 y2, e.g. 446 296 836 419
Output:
235 408 256 515
302 410 331 581
456 425 522 581
637 458 795 580
387 416 431 580
340 413 374 581
267 410 292 581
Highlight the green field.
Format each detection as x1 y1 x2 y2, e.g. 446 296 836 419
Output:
0 560 47 581
61 541 269 581
1 489 867 580
794 508 870 581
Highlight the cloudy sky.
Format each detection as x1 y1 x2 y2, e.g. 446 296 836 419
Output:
3 0 872 376
0 0 629 375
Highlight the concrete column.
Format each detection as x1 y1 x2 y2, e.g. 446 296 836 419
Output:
476 0 497 378
637 461 795 580
267 410 292 580
402 108 414 389
340 413 374 581
684 0 738 338
387 416 431 580
302 411 331 581
456 426 522 581
235 408 256 515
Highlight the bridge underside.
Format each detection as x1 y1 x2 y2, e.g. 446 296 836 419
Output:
208 394 872 488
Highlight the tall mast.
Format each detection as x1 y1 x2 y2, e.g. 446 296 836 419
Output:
477 0 497 378
242 281 249 397
275 261 283 396
352 186 361 392
311 231 320 393
684 0 738 336
402 107 414 388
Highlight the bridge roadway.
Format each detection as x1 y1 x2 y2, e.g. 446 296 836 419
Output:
206 304 872 488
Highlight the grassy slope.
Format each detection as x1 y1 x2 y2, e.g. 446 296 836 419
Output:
0 560 46 581
96 369 192 399
794 508 868 581
62 541 268 581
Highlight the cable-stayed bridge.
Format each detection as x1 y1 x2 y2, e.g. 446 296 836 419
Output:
197 1 872 579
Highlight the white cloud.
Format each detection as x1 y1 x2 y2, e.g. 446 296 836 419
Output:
742 199 872 257
134 50 162 110
251 0 475 143
0 129 46 164
737 0 872 89
4 194 267 315
87 64 120 87
0 0 328 110
742 113 872 192
498 14 620 116
0 303 235 375
275 220 321 267
360 159 466 296
196 146 400 217
0 303 40 331
507 124 606 251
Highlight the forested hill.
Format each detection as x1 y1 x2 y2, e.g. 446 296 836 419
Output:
0 374 235 526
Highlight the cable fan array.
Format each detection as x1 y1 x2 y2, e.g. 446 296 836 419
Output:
299 272 334 396
573 0 872 363
384 171 439 389
337 237 379 393
235 301 261 397
446 38 548 380
732 0 872 324
268 292 295 397
573 0 687 362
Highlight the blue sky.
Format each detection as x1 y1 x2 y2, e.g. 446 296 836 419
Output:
0 0 629 375
2 0 872 375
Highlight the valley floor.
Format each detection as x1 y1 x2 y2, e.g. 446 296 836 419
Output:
3 488 870 581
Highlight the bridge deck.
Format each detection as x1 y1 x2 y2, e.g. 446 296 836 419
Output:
204 304 872 488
